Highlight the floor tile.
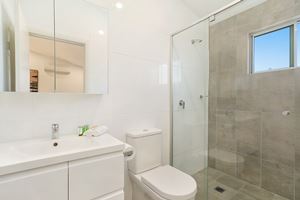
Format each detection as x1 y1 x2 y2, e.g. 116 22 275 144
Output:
194 167 291 200
216 174 246 190
208 181 238 200
231 192 256 200
239 183 274 200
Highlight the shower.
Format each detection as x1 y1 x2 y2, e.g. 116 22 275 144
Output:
171 17 209 192
172 0 299 200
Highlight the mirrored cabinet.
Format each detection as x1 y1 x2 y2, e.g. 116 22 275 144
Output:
0 0 108 94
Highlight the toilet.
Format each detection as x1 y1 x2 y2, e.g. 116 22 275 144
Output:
126 128 197 200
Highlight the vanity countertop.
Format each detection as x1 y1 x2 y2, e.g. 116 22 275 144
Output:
0 134 124 176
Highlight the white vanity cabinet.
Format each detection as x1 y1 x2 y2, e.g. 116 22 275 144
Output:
69 153 124 200
0 153 124 200
0 163 68 200
0 134 125 200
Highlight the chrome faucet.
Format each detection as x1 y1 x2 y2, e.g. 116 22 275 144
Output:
52 123 59 139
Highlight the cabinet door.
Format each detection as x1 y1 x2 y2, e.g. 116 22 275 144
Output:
69 153 124 200
0 163 68 200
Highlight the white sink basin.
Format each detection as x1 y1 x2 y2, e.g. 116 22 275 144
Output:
16 137 96 155
0 134 124 176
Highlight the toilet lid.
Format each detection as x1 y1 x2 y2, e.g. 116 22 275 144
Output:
141 165 197 200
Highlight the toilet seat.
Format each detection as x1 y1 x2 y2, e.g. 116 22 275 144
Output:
139 165 197 200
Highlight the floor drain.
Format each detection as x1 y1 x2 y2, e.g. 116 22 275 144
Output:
215 186 225 193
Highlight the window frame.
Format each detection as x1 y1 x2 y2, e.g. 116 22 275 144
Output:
249 19 299 74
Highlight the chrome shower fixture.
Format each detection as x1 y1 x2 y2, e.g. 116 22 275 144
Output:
191 39 203 45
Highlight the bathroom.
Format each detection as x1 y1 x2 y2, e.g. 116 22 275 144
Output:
0 0 299 200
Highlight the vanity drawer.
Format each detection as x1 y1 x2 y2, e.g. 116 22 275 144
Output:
69 152 124 200
0 164 68 200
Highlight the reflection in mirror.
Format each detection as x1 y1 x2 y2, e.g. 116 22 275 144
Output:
16 0 55 92
29 34 54 93
55 0 108 94
54 37 85 93
29 34 85 93
0 0 17 92
0 0 108 94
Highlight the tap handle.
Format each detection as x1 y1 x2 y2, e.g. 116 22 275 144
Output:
179 100 185 109
52 123 59 131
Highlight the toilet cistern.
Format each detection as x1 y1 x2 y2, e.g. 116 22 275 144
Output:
51 123 59 139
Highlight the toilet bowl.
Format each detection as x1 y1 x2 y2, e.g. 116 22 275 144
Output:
130 165 197 200
126 128 197 200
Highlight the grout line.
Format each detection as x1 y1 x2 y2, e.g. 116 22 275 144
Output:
259 111 263 187
293 135 296 200
67 162 70 200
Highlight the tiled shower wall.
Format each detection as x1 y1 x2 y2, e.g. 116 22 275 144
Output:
208 0 300 199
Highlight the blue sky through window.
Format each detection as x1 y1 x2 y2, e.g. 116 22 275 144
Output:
253 26 291 73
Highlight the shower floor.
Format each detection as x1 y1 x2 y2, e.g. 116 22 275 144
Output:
193 168 289 200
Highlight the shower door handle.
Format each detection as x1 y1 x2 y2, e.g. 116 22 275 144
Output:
200 95 208 99
179 100 185 109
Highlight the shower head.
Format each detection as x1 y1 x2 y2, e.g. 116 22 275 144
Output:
191 39 203 45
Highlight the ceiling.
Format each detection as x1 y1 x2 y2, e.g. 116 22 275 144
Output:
85 0 237 19
181 0 236 17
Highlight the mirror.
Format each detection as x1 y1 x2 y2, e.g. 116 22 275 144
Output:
29 34 86 93
0 0 108 94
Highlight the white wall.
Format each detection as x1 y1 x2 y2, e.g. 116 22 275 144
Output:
0 0 197 199
0 0 197 158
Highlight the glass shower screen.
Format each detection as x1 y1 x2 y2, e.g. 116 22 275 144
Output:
171 19 209 200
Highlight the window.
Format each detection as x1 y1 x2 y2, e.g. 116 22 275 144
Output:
251 21 299 73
